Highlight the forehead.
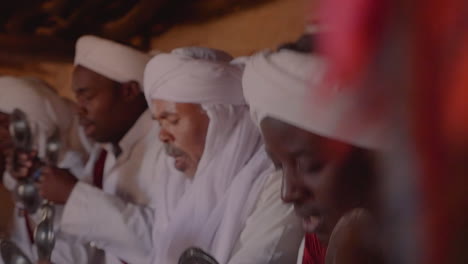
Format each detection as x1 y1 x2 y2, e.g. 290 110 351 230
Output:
152 99 203 116
260 117 322 155
72 65 115 91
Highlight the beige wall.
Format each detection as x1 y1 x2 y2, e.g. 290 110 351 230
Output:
0 0 312 98
0 62 74 99
151 0 312 56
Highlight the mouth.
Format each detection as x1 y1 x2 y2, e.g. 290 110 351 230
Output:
295 206 324 233
80 119 96 135
173 156 189 173
301 215 322 233
174 156 184 167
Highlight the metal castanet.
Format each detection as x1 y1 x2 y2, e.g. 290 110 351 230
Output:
34 127 61 262
9 109 41 214
0 239 33 264
179 248 219 264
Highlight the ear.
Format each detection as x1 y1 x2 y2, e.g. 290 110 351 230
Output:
119 81 141 102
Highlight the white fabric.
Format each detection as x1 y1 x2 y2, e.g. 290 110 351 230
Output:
75 35 151 87
172 46 233 62
60 110 173 264
0 76 89 160
0 76 92 263
144 47 301 263
242 50 390 150
152 104 273 264
228 171 304 264
296 238 305 264
143 50 245 106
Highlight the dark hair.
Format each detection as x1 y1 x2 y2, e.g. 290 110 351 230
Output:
277 34 316 53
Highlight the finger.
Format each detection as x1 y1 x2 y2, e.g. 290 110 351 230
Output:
17 159 34 169
29 150 38 157
17 153 30 161
18 160 34 168
16 167 29 178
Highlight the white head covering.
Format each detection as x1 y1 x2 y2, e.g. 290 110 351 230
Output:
0 76 90 163
146 48 273 264
242 49 390 150
144 47 244 106
171 46 234 62
74 35 151 87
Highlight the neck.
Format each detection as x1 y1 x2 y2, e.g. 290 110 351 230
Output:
110 105 147 146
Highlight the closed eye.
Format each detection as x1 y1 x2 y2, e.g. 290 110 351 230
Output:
297 157 325 175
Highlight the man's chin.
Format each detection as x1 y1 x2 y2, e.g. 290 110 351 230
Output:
174 158 187 171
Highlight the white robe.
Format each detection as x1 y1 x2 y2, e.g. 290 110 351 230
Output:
226 171 304 264
59 110 166 264
1 76 92 263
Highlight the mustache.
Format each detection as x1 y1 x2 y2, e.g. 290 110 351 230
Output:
164 143 185 157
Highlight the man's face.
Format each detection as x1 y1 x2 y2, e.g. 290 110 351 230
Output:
0 112 12 175
261 117 375 245
152 99 209 178
73 66 128 143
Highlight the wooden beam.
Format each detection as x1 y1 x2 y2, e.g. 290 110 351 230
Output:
0 34 74 64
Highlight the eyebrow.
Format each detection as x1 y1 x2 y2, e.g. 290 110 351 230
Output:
290 147 319 158
74 87 90 94
153 111 177 120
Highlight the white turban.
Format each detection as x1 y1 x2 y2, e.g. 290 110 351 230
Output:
0 76 90 162
243 50 390 150
143 47 245 106
146 48 274 264
171 46 234 62
74 35 150 87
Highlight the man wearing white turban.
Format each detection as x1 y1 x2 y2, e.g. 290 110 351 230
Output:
0 76 91 263
242 35 386 264
144 47 303 264
12 35 171 264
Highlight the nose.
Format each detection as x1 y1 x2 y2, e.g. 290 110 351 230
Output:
281 167 307 203
159 127 173 143
76 103 87 117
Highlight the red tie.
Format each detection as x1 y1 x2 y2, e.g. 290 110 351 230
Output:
302 234 326 264
92 149 107 189
24 210 34 244
91 149 128 264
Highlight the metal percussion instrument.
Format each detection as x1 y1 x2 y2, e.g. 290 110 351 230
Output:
34 127 61 262
179 248 219 264
9 109 41 213
0 239 33 264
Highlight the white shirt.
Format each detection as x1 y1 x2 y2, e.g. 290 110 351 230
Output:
224 171 304 264
60 110 163 264
3 150 91 264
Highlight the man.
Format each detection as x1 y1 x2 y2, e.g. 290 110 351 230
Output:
144 47 303 264
11 35 165 264
242 38 386 263
0 76 91 263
